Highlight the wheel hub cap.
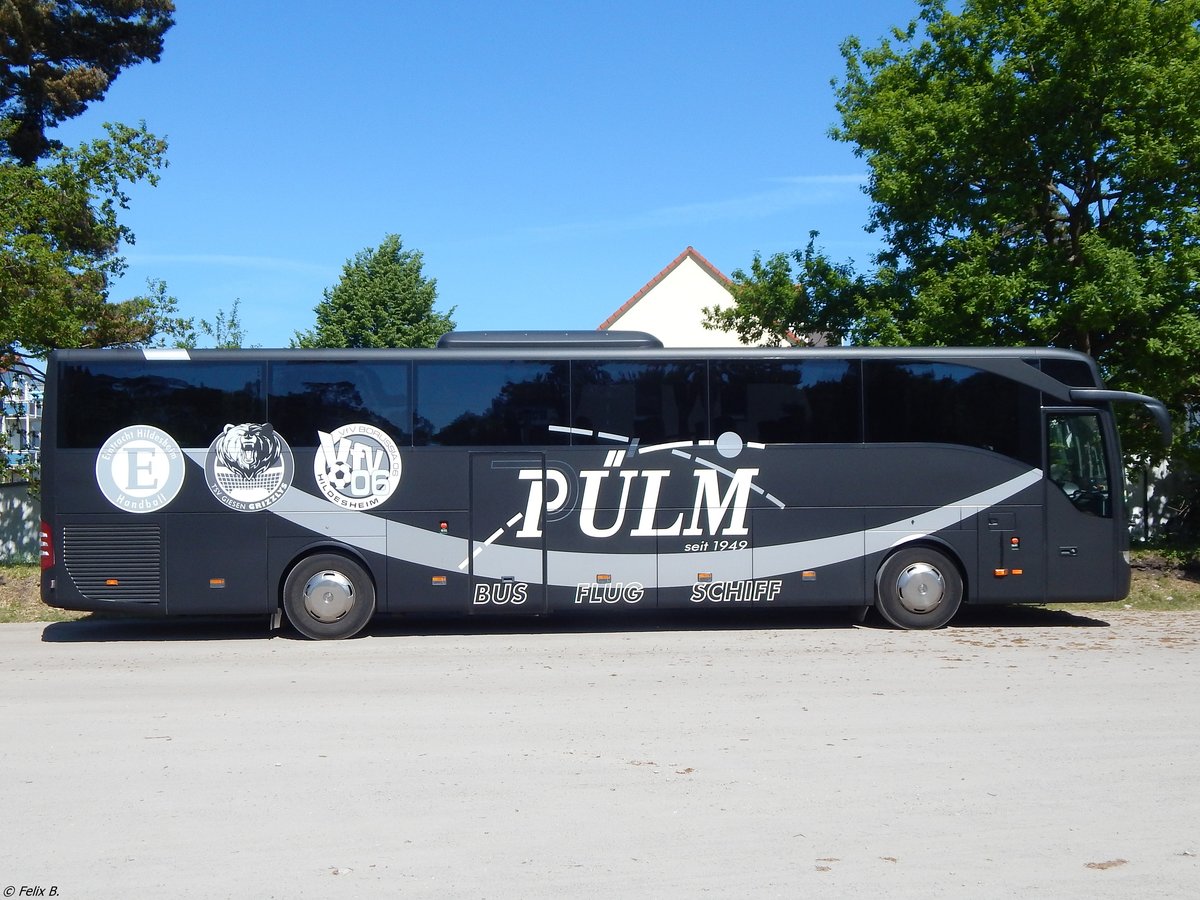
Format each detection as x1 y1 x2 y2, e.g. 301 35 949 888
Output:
303 570 355 622
895 563 945 614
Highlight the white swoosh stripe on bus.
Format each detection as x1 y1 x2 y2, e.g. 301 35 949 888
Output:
222 456 1042 590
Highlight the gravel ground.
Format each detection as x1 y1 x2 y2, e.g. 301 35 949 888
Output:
1 608 1197 899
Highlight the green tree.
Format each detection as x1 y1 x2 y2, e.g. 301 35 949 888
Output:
197 297 252 349
710 0 1200 460
0 0 175 166
0 121 174 357
170 296 255 349
293 234 455 349
705 233 866 347
1 0 178 359
0 2 176 486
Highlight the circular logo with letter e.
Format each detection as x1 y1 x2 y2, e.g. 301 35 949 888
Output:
95 425 186 513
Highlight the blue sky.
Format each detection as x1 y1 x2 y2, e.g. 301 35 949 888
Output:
56 0 921 347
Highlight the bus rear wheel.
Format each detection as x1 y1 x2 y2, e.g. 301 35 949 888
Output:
875 546 962 630
282 553 376 640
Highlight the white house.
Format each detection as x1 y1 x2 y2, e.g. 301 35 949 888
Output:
1 361 42 473
1 360 41 558
597 247 750 347
599 246 814 347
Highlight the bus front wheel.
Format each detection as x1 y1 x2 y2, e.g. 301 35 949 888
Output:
875 546 962 630
282 553 376 640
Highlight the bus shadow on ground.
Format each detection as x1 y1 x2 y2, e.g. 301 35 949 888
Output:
944 605 1111 629
40 615 272 643
366 605 1111 638
365 607 863 638
40 604 1111 643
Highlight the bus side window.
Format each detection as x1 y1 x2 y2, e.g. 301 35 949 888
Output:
864 361 1039 465
268 361 412 447
710 359 861 444
571 361 706 444
58 361 265 448
414 361 570 446
1047 414 1112 517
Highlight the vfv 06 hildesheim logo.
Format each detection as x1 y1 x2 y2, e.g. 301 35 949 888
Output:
314 423 401 510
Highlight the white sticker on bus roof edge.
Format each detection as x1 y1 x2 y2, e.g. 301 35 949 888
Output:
141 348 191 360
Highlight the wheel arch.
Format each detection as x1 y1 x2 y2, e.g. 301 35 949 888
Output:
875 535 970 602
276 540 378 605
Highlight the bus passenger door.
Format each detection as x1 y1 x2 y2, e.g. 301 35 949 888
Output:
468 452 548 614
1043 411 1127 602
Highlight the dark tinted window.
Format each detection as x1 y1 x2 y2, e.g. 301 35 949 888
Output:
1048 414 1112 517
572 361 707 443
865 361 1039 465
1039 357 1099 388
269 361 411 447
710 359 861 443
58 361 264 448
414 361 570 446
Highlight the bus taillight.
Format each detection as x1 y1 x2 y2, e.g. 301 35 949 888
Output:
39 521 53 569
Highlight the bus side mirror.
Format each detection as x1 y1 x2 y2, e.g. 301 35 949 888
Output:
1069 389 1172 447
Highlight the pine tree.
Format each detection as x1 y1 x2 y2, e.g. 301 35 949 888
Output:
293 235 455 349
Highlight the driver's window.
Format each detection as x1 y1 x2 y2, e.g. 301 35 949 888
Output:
1047 414 1112 517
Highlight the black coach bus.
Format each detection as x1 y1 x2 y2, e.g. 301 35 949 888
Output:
39 332 1170 638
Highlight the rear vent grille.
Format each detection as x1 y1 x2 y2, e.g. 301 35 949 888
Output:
63 524 162 603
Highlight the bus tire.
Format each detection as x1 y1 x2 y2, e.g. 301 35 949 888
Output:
875 546 962 630
282 553 376 640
